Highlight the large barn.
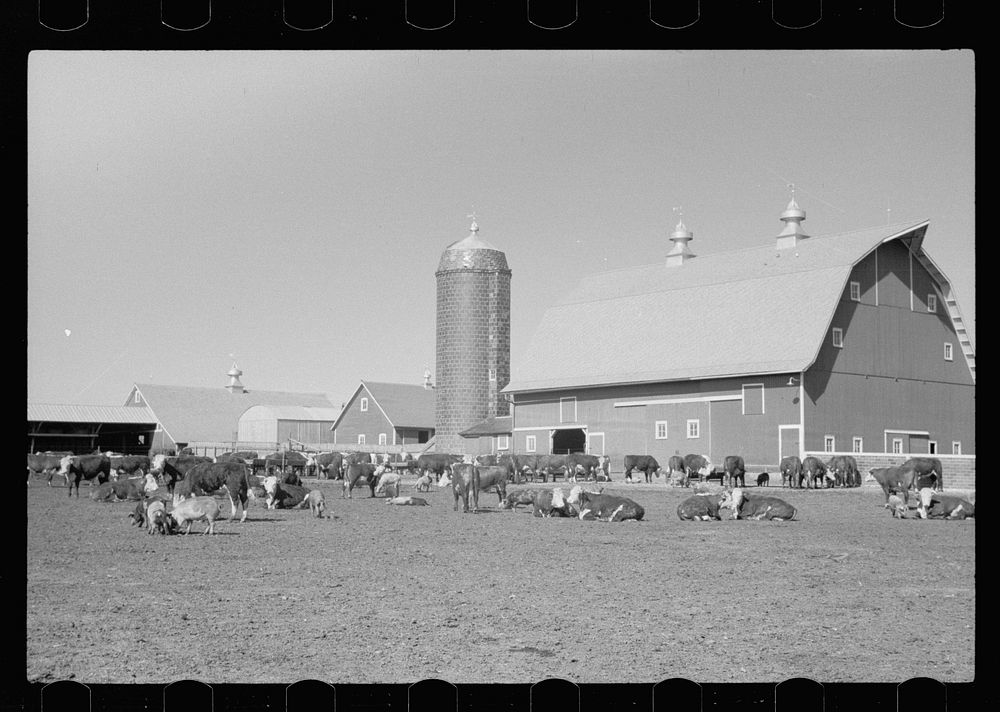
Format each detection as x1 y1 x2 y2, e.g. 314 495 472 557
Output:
502 201 975 485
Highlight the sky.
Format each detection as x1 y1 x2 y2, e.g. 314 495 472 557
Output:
27 50 975 407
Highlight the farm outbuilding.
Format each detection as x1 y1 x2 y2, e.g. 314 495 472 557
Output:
331 380 435 449
502 202 976 485
26 403 158 455
458 414 513 456
237 405 341 445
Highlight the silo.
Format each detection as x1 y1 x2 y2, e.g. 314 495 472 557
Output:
435 219 512 454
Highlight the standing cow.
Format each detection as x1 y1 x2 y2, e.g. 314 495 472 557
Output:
149 454 214 496
780 456 802 488
564 453 606 482
58 454 112 498
416 453 464 483
342 462 379 499
27 451 73 487
901 458 944 492
865 466 919 505
722 455 746 488
623 455 661 483
827 455 860 488
305 452 345 480
172 461 251 522
800 456 829 489
683 454 713 483
113 455 151 480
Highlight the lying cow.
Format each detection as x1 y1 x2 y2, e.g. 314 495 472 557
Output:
531 487 577 518
90 481 141 502
262 475 311 509
724 488 796 521
676 493 726 521
500 488 539 512
168 496 222 535
386 496 430 506
567 486 644 521
916 488 974 520
623 455 661 483
297 489 327 517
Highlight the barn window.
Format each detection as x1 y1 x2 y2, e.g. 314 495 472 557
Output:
927 294 937 313
360 397 369 412
929 441 937 455
418 430 429 444
655 421 668 439
824 435 835 452
357 434 366 445
488 368 497 382
852 437 863 453
497 435 510 451
560 397 577 423
849 281 861 301
944 343 953 361
742 384 764 415
832 328 844 348
526 435 537 452
891 438 903 454
378 433 387 445
687 420 700 439
951 441 961 455
134 391 141 404
137 434 145 445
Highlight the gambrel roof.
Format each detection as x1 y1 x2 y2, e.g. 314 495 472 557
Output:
127 383 335 444
330 381 436 432
503 220 974 393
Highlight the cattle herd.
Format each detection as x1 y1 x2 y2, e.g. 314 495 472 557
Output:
26 446 973 529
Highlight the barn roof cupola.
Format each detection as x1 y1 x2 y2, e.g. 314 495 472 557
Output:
666 208 695 267
776 186 810 249
226 362 245 394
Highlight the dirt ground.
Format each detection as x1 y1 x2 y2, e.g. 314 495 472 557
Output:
25 475 975 684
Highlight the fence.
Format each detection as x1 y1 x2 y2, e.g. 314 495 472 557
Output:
182 439 427 459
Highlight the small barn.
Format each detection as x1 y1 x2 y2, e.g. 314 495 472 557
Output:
458 415 513 456
27 404 158 455
503 202 976 485
238 405 341 446
331 381 436 449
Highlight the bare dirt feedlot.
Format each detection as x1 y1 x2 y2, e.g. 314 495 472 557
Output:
26 477 974 684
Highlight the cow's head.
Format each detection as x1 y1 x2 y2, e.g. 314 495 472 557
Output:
864 470 876 483
149 454 167 474
143 473 158 493
438 472 452 488
916 487 935 519
57 455 74 475
725 488 744 516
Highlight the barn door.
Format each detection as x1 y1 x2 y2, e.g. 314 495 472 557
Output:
779 425 800 461
588 432 604 456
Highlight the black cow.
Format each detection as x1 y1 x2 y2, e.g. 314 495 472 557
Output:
826 455 860 488
533 455 572 482
149 454 214 495
475 454 498 466
901 457 944 492
722 455 746 488
623 455 661 483
683 454 713 482
756 472 770 487
566 487 644 522
305 451 346 480
416 453 464 483
58 454 112 498
173 461 251 522
676 494 725 521
342 462 379 499
499 453 542 483
780 456 802 488
801 456 830 489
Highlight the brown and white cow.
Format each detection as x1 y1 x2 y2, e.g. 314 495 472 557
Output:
723 488 796 521
623 455 661 483
173 461 251 522
566 486 644 522
916 488 974 520
676 493 727 521
58 454 112 498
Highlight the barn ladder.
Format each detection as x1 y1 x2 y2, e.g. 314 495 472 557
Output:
911 250 976 383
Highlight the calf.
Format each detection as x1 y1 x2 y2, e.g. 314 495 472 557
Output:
724 488 796 521
567 486 644 522
756 472 770 487
916 488 974 520
297 489 327 517
168 496 222 535
676 493 725 521
386 496 430 506
886 493 909 518
500 488 539 511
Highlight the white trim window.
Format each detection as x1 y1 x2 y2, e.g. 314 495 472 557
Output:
134 390 141 404
927 294 937 313
497 435 510 451
944 343 953 361
952 441 961 455
488 368 497 382
852 437 863 453
891 438 903 455
357 434 366 445
832 328 844 348
824 435 835 452
686 419 700 439
378 433 387 446
849 281 861 301
560 397 577 423
360 397 369 412
525 435 537 453
655 421 668 440
929 441 937 455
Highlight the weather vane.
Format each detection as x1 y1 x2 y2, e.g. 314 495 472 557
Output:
467 210 479 231
788 183 796 201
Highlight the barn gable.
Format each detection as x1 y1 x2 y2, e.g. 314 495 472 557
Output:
331 381 435 447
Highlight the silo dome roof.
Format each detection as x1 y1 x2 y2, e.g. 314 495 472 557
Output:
437 221 510 273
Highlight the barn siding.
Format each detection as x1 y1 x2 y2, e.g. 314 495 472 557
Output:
333 385 396 445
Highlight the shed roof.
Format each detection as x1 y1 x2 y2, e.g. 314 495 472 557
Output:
459 415 513 437
27 403 158 424
503 220 944 393
129 383 334 443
